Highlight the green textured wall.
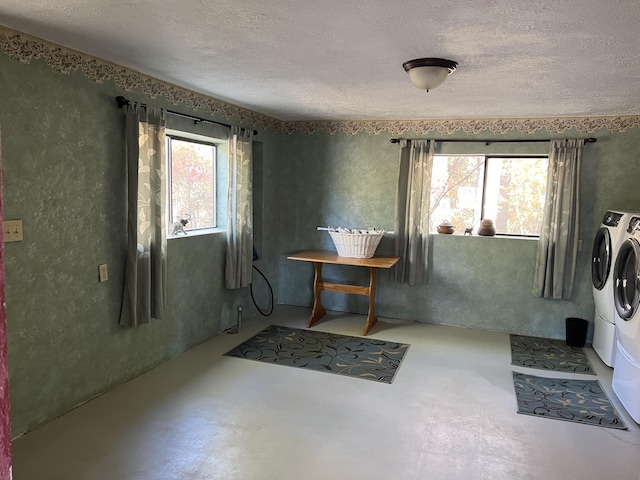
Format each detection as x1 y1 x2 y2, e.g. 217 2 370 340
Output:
3 29 640 441
0 52 259 437
273 129 640 339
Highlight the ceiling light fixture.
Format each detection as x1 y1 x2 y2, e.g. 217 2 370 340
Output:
402 58 458 92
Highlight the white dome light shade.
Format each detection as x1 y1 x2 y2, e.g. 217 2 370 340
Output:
407 66 449 91
403 58 458 92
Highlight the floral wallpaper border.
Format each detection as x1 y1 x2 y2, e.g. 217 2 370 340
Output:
0 26 281 132
2 26 639 137
281 116 640 136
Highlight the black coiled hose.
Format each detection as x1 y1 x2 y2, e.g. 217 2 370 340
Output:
250 265 274 316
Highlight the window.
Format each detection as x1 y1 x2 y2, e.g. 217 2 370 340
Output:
166 135 217 232
430 155 549 236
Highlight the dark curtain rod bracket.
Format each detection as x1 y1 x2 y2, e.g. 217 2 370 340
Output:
115 96 258 136
390 137 596 145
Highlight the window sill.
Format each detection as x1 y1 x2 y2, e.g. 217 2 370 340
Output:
168 227 225 240
431 233 538 241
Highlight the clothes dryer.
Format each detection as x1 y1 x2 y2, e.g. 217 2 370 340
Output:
592 211 634 367
612 215 640 423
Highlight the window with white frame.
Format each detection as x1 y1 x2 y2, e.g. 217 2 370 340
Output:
430 155 549 236
166 134 217 232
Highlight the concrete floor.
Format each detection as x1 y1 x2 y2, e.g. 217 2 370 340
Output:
10 306 640 480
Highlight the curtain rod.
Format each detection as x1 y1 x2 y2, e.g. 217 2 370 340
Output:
389 137 596 145
114 96 258 136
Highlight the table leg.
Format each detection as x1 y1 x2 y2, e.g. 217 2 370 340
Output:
363 267 378 335
308 262 326 327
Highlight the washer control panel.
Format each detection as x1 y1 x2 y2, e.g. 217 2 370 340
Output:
627 216 640 234
603 211 624 227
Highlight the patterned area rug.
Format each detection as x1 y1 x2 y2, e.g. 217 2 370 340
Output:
510 334 595 374
513 372 627 429
224 325 409 384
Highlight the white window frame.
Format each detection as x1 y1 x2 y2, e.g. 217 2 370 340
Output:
166 130 220 234
431 154 549 237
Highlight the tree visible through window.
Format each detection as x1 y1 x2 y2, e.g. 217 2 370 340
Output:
167 136 216 231
430 155 548 236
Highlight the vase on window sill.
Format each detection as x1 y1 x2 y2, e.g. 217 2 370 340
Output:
477 219 496 236
437 220 455 234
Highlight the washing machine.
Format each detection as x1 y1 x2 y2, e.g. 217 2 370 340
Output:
592 211 634 367
612 215 640 423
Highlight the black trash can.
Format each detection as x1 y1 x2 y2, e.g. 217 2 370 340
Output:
565 317 588 347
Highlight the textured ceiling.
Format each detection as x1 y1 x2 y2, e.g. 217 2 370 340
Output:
1 0 640 121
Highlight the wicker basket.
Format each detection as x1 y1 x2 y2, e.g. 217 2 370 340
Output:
328 230 385 258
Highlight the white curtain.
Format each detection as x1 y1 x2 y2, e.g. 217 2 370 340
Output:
120 105 167 327
532 139 583 299
225 127 254 289
393 139 434 285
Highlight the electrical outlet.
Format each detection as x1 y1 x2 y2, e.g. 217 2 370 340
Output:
98 264 108 282
3 220 23 243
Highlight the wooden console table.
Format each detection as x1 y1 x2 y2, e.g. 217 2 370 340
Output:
287 250 400 335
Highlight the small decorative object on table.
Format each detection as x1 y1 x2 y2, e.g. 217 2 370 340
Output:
327 227 386 258
437 220 455 234
477 219 496 236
